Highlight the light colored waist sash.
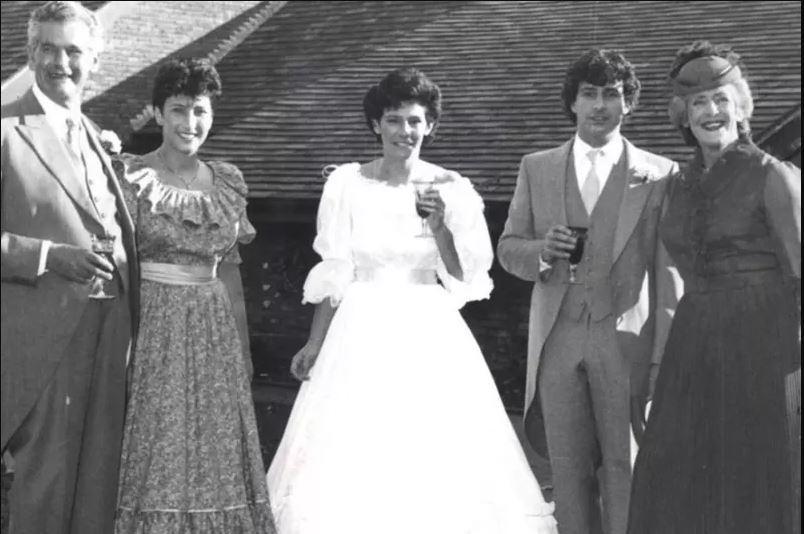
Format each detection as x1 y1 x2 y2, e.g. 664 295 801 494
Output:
354 267 437 285
141 262 217 285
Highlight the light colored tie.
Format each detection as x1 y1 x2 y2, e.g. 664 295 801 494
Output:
581 149 601 214
65 117 83 161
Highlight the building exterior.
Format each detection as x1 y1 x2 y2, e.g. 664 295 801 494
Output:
2 0 801 410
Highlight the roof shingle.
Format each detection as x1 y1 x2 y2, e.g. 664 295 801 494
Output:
199 0 801 200
1 1 106 83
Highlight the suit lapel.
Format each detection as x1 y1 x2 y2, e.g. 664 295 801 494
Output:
16 114 103 227
612 140 652 264
544 139 572 227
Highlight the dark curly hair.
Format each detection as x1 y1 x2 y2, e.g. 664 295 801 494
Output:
151 58 222 111
362 68 442 144
667 40 753 147
561 49 641 125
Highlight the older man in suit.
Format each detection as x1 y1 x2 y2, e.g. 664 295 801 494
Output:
1 2 138 532
498 49 681 534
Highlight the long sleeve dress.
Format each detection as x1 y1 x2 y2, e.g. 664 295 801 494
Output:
628 139 801 534
113 154 276 533
266 163 557 534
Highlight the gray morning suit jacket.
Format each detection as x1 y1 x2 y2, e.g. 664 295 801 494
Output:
0 89 139 450
497 138 681 453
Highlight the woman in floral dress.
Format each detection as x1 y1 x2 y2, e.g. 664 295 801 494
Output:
113 59 275 533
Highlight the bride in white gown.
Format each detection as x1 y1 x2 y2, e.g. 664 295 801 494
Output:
266 68 557 534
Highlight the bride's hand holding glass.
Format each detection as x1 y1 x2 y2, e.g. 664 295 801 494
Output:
412 183 446 237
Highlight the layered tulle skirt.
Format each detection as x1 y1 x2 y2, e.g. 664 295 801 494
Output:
267 280 557 534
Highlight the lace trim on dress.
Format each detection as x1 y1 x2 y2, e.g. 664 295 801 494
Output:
117 153 254 241
116 500 275 533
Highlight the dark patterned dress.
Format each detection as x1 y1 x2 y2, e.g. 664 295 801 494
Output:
114 154 275 533
628 140 801 534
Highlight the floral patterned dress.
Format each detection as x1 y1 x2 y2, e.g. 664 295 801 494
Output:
628 140 801 534
114 154 275 533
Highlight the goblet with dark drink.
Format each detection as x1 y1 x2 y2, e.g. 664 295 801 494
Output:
89 233 116 299
567 226 588 283
411 180 435 238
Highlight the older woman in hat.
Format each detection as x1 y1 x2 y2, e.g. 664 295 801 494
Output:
628 41 801 534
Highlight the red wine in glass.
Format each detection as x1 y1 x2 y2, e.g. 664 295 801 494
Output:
415 194 429 219
89 234 116 299
567 226 588 282
412 181 434 237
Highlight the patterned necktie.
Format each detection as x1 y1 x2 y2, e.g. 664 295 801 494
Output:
581 148 601 214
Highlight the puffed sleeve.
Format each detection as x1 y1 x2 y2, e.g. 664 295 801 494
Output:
112 153 142 225
222 212 256 265
215 163 257 264
763 157 801 279
436 174 494 307
302 163 357 306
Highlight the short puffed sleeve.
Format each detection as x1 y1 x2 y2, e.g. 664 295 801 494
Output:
436 173 494 307
302 163 358 306
111 152 145 224
216 162 257 264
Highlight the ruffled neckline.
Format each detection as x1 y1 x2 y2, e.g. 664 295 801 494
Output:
117 153 248 229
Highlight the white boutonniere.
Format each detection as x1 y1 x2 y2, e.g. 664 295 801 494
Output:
98 129 122 155
627 165 660 187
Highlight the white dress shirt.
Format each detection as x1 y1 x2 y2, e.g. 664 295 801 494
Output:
538 133 625 271
572 132 624 195
32 83 84 276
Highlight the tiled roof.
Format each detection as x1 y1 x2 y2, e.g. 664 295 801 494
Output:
0 1 106 83
85 1 278 136
199 0 802 200
1 1 277 136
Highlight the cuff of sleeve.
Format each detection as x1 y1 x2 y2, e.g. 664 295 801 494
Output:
538 251 552 273
37 240 52 276
302 259 355 306
437 261 493 309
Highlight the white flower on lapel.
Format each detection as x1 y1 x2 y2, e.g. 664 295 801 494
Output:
99 129 122 155
627 165 660 187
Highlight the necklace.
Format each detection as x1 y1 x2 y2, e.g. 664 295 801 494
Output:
157 149 200 189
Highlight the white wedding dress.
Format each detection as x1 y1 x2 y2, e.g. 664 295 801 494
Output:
266 163 557 534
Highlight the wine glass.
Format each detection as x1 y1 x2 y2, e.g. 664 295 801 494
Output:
411 180 435 238
89 233 116 299
567 226 588 283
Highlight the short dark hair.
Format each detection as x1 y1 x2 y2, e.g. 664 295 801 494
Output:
667 40 753 146
151 58 222 111
560 49 641 125
362 68 442 144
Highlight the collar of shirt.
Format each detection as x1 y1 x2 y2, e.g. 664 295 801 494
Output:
32 82 83 140
572 133 624 192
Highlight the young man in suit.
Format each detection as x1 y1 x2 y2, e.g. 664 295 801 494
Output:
497 49 680 534
1 2 138 532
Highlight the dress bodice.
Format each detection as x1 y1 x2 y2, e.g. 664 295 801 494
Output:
303 162 494 307
116 154 255 266
660 140 801 286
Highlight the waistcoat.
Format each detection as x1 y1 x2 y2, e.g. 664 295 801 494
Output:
560 147 628 321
